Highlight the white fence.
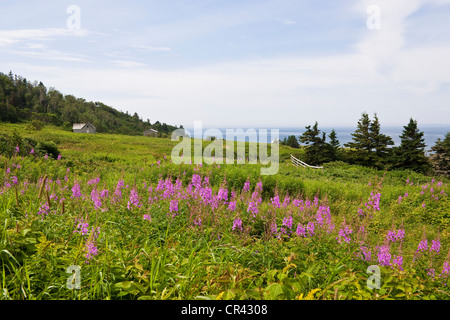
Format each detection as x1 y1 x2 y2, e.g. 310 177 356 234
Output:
290 154 323 169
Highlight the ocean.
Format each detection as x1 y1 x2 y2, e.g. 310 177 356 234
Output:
184 124 449 150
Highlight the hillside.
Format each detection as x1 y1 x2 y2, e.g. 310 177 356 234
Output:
0 123 449 300
0 71 180 136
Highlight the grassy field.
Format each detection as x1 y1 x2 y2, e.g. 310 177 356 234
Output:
0 123 449 300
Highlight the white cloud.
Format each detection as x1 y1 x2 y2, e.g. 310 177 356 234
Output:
277 18 297 25
0 28 89 47
2 0 449 128
110 60 147 68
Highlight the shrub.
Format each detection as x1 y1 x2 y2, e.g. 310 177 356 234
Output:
26 120 45 131
35 141 60 159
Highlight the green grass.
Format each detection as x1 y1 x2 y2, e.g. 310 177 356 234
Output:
0 123 449 300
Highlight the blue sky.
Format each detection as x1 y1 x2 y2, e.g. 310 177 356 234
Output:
1 0 450 129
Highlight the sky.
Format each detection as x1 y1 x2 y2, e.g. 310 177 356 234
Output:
1 0 450 129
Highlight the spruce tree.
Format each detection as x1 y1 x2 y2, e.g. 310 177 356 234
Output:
328 129 340 161
391 118 429 172
286 135 300 148
345 112 393 168
370 113 394 168
344 112 373 166
298 122 329 165
429 132 450 177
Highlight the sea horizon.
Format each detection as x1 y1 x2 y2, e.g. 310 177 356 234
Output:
183 124 449 149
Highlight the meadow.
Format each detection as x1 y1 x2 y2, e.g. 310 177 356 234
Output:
0 124 449 300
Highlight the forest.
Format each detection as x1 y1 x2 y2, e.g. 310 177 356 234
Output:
0 71 180 136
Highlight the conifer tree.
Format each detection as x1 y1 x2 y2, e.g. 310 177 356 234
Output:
391 118 429 172
429 132 450 177
345 112 393 168
328 129 340 161
370 113 394 168
298 122 329 165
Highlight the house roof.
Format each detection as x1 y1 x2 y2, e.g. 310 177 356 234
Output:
73 122 95 130
145 129 158 133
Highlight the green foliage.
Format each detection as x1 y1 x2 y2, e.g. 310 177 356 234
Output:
345 113 394 169
25 120 45 131
0 124 449 301
390 118 429 173
35 141 60 159
0 71 180 136
284 135 299 149
298 122 335 165
429 132 450 177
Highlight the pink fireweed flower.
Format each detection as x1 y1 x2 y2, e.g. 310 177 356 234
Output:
74 219 89 235
392 255 403 270
30 148 34 154
416 239 428 252
282 196 290 208
387 229 405 243
37 203 50 216
217 188 228 201
84 240 98 262
256 180 263 192
293 199 302 207
247 201 259 217
243 180 250 192
359 246 372 261
143 214 151 221
365 192 381 211
387 230 396 242
194 218 202 227
71 183 82 199
57 154 61 160
87 177 100 186
282 216 293 230
296 223 306 237
100 189 109 198
127 189 141 210
11 176 18 185
396 229 405 242
15 146 19 153
440 261 450 279
430 238 441 254
113 180 125 200
227 201 236 211
251 191 262 204
306 221 315 236
377 245 392 266
169 200 178 213
271 195 281 208
90 188 102 210
270 222 277 234
232 218 243 231
336 224 353 244
191 174 202 189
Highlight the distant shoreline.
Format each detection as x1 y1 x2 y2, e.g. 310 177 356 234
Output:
183 124 449 148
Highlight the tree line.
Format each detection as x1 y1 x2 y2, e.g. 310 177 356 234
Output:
0 71 180 136
281 113 449 176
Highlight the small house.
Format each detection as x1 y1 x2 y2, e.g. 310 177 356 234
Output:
73 122 96 134
144 128 158 137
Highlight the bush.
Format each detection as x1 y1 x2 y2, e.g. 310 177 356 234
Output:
35 141 60 159
26 120 45 131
